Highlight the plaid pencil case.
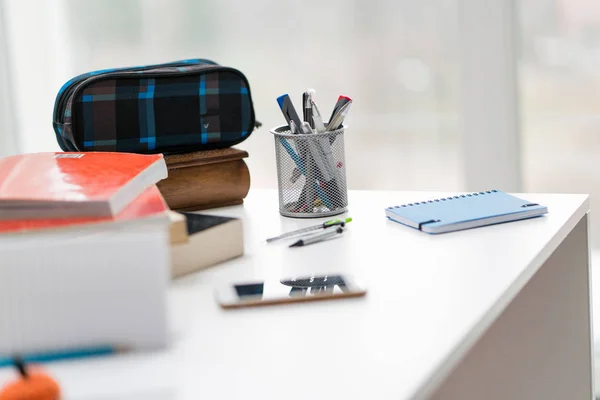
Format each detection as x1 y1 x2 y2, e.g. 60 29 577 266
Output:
53 59 259 154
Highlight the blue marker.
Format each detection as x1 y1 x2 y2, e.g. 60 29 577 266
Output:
280 138 305 174
277 94 303 131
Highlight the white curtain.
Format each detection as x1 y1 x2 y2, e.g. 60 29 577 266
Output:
1 0 72 155
0 2 18 156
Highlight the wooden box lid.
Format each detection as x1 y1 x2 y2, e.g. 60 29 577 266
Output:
164 148 248 170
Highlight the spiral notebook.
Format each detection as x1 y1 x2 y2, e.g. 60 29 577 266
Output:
385 190 548 234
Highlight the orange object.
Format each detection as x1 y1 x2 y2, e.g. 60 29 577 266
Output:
0 152 167 219
0 359 60 400
0 185 168 235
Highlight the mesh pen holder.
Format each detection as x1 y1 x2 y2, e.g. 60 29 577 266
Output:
271 124 348 218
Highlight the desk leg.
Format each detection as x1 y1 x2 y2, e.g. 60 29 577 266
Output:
430 214 594 400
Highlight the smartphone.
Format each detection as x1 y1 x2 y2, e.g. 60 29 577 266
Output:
215 274 366 309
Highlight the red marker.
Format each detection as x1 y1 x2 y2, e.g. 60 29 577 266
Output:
327 95 352 126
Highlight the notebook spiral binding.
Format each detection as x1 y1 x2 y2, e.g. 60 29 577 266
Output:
386 190 498 209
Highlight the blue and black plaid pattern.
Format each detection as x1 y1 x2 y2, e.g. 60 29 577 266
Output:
53 59 256 153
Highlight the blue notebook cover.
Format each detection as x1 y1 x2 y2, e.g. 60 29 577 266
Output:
385 190 548 234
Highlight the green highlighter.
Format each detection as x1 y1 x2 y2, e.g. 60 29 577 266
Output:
266 217 352 243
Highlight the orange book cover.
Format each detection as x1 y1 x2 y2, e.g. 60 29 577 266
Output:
0 185 168 235
0 152 165 202
0 152 167 219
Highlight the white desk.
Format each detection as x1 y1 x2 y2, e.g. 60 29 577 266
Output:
0 190 593 400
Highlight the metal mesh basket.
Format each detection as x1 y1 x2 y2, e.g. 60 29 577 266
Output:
271 124 348 218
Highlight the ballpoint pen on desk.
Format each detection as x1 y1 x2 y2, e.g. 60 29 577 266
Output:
289 226 344 248
266 217 352 243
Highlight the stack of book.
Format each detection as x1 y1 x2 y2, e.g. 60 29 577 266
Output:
0 152 171 358
168 211 243 278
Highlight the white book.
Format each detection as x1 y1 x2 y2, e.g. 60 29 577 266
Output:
0 187 171 358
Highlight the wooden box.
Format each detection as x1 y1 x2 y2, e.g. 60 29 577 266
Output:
157 148 250 211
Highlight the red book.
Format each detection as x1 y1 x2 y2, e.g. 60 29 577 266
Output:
0 152 167 219
0 185 168 235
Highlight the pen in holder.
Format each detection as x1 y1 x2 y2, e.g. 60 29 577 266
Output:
271 124 348 218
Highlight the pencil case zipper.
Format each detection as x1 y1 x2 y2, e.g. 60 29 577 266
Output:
53 59 218 133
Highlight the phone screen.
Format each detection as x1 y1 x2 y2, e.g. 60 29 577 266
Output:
230 275 362 305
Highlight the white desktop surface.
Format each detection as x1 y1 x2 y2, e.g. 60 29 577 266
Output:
0 189 590 400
